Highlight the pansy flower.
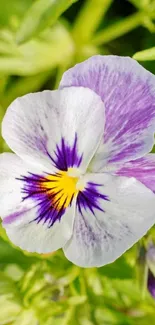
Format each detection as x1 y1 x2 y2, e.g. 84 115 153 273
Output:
1 55 155 267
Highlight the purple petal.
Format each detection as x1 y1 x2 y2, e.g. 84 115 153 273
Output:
60 55 155 169
116 154 155 193
148 269 155 298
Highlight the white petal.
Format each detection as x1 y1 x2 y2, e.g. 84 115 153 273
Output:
3 201 76 254
2 87 105 172
0 153 37 217
0 153 75 253
63 173 155 267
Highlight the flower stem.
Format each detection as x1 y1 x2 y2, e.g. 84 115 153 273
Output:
72 0 113 44
92 11 151 45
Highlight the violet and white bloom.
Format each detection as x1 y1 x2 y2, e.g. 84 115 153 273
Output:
1 55 155 267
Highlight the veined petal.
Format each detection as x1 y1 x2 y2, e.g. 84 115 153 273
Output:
63 173 155 267
0 153 76 253
115 154 155 193
60 55 155 171
0 153 35 217
2 87 105 173
3 204 75 253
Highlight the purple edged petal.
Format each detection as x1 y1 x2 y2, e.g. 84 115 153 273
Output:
63 173 155 267
0 153 75 253
60 55 155 170
115 154 155 193
2 87 105 173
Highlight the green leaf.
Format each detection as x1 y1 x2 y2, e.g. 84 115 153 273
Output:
0 271 20 297
0 23 74 76
95 307 132 325
0 272 22 324
1 71 52 109
133 47 155 61
0 30 20 56
93 12 145 46
13 309 38 325
0 0 33 27
0 236 39 269
98 256 133 279
16 0 78 44
0 298 21 325
129 0 151 9
0 39 19 55
73 0 113 44
0 221 8 241
136 245 148 298
110 279 145 303
4 264 24 282
68 295 87 305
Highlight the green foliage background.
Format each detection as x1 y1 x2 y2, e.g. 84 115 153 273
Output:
0 0 155 324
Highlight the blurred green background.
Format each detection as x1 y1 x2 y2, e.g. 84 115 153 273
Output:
1 0 155 324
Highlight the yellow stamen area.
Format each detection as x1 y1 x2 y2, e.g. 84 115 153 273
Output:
44 169 79 210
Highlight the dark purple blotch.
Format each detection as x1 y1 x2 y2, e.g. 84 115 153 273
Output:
47 133 83 171
77 182 109 216
17 173 67 228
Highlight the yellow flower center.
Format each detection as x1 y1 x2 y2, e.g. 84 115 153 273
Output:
42 168 82 210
